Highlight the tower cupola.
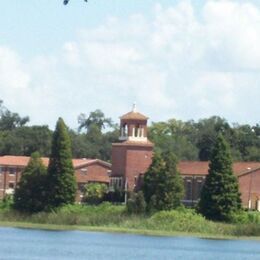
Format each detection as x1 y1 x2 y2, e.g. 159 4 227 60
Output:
119 104 148 142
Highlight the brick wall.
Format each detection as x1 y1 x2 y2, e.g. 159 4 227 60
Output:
75 162 111 202
238 169 260 209
125 146 153 191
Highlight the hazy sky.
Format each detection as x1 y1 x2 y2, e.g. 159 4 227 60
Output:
0 0 260 129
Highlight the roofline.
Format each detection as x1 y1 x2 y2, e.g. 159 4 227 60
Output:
74 159 111 169
237 167 260 177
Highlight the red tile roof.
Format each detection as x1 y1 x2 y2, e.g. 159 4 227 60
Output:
120 111 148 120
178 161 260 176
0 156 110 169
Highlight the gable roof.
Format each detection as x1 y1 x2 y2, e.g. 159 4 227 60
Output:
0 155 111 169
178 161 260 176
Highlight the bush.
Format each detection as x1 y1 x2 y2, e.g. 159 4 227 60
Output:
147 209 223 234
84 183 108 204
230 210 260 224
0 195 13 211
126 191 146 215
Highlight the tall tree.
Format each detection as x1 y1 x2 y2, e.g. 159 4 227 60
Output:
13 152 47 213
143 151 184 211
47 118 76 208
198 134 241 221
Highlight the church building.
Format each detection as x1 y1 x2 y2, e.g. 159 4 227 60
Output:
0 106 259 210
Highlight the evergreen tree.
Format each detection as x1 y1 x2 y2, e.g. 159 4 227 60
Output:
47 118 76 208
198 134 241 221
13 152 47 213
143 151 184 211
161 152 184 209
143 152 165 211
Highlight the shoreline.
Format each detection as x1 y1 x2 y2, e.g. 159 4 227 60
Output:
0 221 259 241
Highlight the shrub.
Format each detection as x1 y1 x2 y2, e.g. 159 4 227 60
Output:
84 183 108 204
147 209 220 234
0 195 13 211
126 191 146 215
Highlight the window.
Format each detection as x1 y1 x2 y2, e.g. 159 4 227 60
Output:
109 177 123 190
185 179 192 200
196 180 203 200
80 168 87 175
9 167 16 176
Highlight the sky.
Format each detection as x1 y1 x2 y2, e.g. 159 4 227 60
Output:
0 0 260 129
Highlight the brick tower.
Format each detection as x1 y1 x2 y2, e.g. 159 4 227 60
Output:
111 105 154 192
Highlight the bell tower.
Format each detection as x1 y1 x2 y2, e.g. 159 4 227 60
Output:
111 105 154 192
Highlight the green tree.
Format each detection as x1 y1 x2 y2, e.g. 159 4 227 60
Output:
143 152 184 211
47 118 76 208
13 152 47 213
198 134 242 221
78 109 113 133
162 152 184 209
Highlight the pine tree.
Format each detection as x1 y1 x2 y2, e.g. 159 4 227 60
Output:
143 151 184 211
143 152 165 211
160 152 184 209
198 134 241 221
14 152 47 213
47 118 76 208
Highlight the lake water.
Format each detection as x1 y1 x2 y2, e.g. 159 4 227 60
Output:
0 227 259 260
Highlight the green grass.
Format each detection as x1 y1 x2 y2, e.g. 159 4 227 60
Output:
0 203 259 239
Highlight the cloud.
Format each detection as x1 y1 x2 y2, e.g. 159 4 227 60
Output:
1 0 260 128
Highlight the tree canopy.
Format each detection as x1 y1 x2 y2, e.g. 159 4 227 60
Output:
0 100 259 163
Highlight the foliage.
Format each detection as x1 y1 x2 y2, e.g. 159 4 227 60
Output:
0 126 52 156
84 183 108 204
148 209 217 234
78 109 113 133
149 119 199 160
126 191 146 215
0 204 260 237
143 152 184 212
70 110 119 161
0 195 13 211
13 152 47 213
0 100 29 131
1 99 260 163
198 134 242 221
47 118 77 208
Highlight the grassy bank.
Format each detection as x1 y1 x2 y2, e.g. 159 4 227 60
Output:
0 203 259 239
